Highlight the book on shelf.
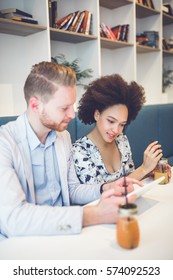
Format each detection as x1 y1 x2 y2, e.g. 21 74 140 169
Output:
60 12 76 31
48 0 58 27
85 11 92 35
51 0 57 28
56 13 74 29
78 10 89 34
162 38 170 50
100 26 106 38
136 31 159 48
55 13 71 28
140 0 155 9
106 24 116 40
89 13 93 35
144 31 159 48
163 3 173 16
48 0 52 27
68 10 81 32
73 11 86 33
3 13 33 20
111 24 129 42
162 5 169 13
136 33 149 45
145 0 155 9
150 0 155 9
111 25 121 40
0 8 32 18
11 17 38 24
119 25 125 41
136 0 143 5
55 10 92 35
2 12 38 24
100 22 115 40
167 38 173 50
121 24 129 42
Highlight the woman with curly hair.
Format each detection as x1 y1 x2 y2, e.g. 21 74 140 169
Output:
72 74 163 186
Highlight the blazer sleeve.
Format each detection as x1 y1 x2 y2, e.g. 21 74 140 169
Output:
0 127 83 238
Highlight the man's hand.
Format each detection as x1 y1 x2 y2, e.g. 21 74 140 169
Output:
101 176 143 196
83 177 142 227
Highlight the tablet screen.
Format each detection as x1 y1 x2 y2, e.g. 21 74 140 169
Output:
127 176 165 198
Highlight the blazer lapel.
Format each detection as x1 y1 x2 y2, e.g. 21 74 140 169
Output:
15 115 35 203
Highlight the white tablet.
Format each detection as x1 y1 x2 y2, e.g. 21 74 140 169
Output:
127 176 165 198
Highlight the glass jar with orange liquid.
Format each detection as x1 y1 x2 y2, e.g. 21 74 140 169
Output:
116 203 140 249
154 158 169 184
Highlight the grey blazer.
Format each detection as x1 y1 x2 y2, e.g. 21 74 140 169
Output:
0 114 100 238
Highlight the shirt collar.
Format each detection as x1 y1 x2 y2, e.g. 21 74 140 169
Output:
24 113 57 151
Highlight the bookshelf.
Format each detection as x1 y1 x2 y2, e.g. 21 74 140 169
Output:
0 0 173 116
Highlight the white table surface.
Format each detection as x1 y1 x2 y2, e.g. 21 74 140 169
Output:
0 173 173 260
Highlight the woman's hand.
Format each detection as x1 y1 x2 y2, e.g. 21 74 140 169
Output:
147 163 172 181
167 164 172 181
142 141 163 175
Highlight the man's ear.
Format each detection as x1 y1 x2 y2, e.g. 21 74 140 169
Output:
94 110 100 121
29 96 40 112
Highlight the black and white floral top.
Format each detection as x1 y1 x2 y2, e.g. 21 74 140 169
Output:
72 134 135 184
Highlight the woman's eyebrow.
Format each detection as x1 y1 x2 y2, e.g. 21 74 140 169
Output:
107 116 127 123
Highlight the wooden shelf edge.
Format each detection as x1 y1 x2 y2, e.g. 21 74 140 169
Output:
0 18 46 36
137 45 160 53
163 13 173 25
101 37 133 49
163 50 173 56
100 0 132 9
136 4 160 18
50 28 97 43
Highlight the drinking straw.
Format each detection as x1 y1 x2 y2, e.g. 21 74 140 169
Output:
122 164 128 206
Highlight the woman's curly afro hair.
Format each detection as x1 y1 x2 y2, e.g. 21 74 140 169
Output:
78 74 146 125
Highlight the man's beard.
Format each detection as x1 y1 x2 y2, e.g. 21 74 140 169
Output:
39 110 69 132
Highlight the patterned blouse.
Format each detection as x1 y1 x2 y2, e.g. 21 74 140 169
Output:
72 134 135 184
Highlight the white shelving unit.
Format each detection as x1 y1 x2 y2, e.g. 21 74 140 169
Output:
162 0 173 102
0 0 173 116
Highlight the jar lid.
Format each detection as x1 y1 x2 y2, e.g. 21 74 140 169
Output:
118 203 138 216
159 157 168 165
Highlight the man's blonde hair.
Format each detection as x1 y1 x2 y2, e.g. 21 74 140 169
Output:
24 61 76 105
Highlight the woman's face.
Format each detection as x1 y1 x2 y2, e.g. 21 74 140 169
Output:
94 104 128 143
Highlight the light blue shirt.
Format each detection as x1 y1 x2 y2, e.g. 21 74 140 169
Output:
24 114 62 206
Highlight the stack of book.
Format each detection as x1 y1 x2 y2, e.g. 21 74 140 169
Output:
136 33 149 45
163 38 173 51
162 3 173 16
136 31 159 48
0 8 38 24
100 23 129 42
136 0 155 9
163 38 170 51
55 10 92 35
